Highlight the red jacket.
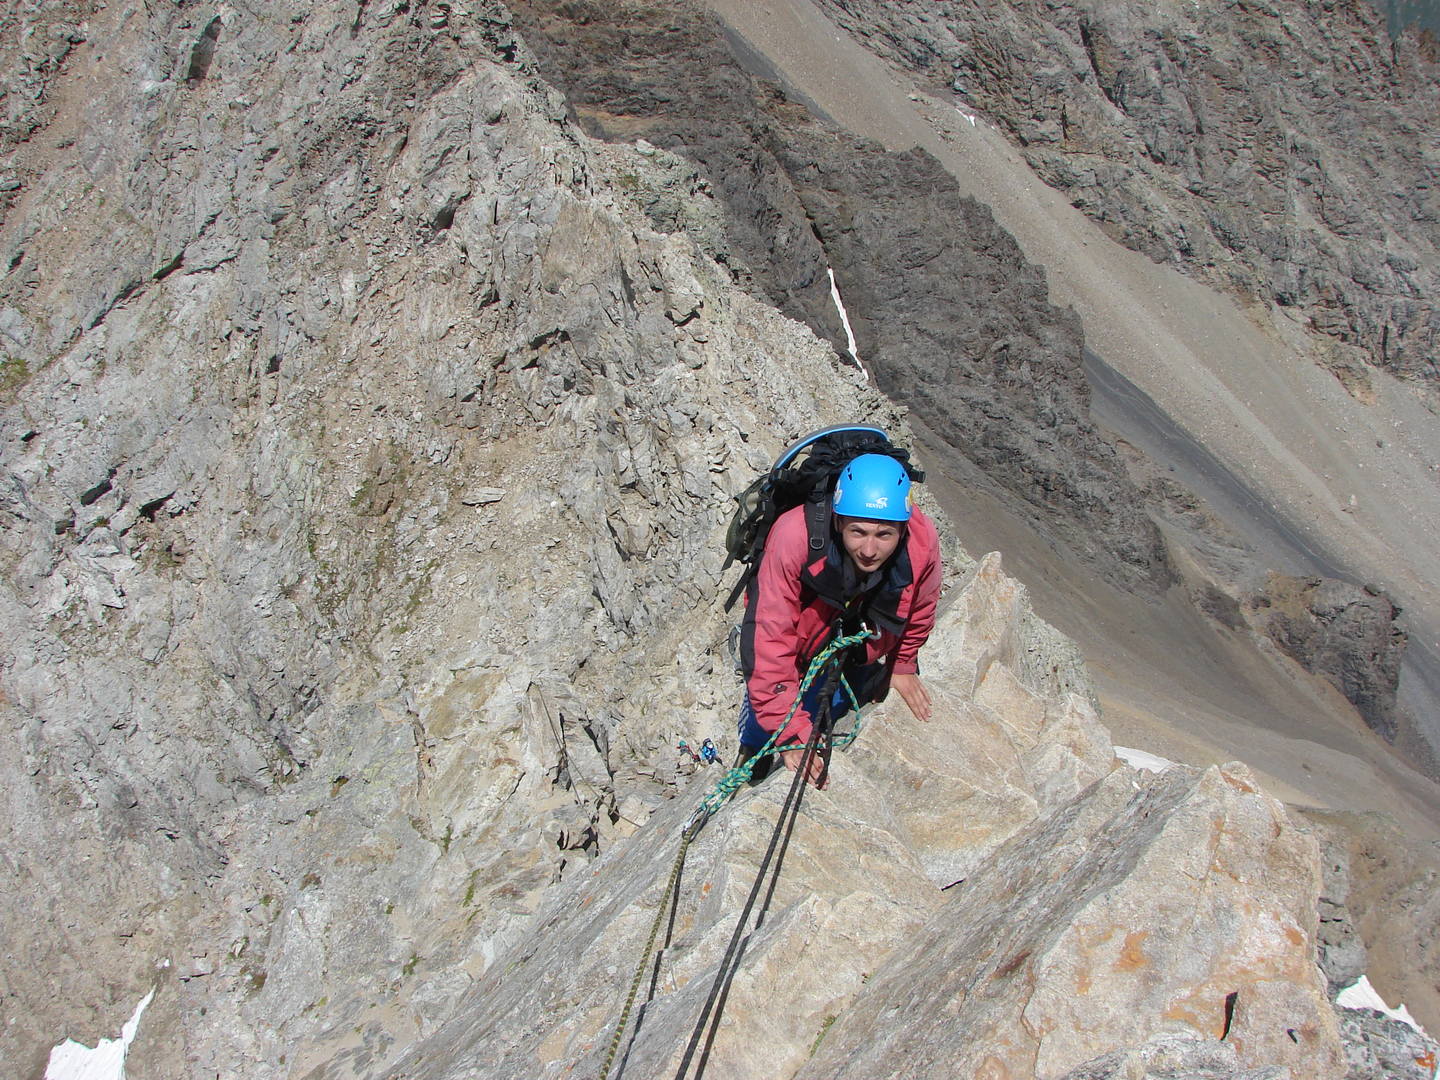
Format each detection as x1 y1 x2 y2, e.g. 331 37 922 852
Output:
739 505 941 745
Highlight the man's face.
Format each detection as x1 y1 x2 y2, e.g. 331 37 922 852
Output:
837 516 903 573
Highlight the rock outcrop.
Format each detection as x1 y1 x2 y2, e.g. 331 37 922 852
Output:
808 0 1440 393
1306 807 1440 1059
1338 1007 1440 1080
1246 574 1408 741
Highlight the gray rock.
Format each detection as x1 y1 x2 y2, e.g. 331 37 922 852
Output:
1313 834 1368 998
355 559 1345 1080
0 4 921 1072
798 759 1342 1080
1336 1006 1440 1080
1301 808 1440 1065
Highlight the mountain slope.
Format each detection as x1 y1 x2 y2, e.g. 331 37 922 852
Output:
1 1 1438 1076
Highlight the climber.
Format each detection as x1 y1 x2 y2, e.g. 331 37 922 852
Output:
736 453 942 788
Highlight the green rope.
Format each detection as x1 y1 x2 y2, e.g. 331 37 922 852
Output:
598 626 877 1078
685 625 878 834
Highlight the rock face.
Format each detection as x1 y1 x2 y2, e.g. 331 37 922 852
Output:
801 760 1340 1080
1307 807 1440 1058
808 0 1440 393
0 2 1399 1078
375 556 1343 1080
1313 833 1368 998
508 0 1173 592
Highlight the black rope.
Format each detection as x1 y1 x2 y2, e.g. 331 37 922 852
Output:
754 664 840 934
672 670 838 1080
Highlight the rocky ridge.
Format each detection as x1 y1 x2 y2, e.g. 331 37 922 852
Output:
0 2 1434 1078
375 557 1355 1080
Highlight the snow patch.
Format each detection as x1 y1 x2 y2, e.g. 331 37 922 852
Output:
1339 975 1426 1029
1114 746 1174 773
827 267 866 381
46 989 154 1080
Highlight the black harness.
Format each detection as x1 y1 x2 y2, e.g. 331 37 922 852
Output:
799 505 913 640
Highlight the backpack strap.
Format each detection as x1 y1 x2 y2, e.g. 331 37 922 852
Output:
722 569 749 613
724 497 831 613
802 497 830 555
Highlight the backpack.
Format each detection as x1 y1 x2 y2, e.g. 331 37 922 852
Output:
721 424 924 612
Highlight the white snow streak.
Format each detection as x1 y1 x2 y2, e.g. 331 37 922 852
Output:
46 989 154 1080
827 267 866 382
1114 746 1174 773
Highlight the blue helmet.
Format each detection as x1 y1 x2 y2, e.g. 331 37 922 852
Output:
832 454 912 522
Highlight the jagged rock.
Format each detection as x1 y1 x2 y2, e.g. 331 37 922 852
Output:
799 758 1342 1080
1303 808 1440 1046
1336 1006 1440 1080
0 2 914 1073
1313 832 1368 998
0 2 1408 1079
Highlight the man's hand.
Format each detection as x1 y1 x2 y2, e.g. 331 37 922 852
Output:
779 746 828 788
891 672 932 721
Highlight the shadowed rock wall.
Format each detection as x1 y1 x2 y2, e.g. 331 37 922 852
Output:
810 0 1440 394
508 0 1174 593
506 0 1422 751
